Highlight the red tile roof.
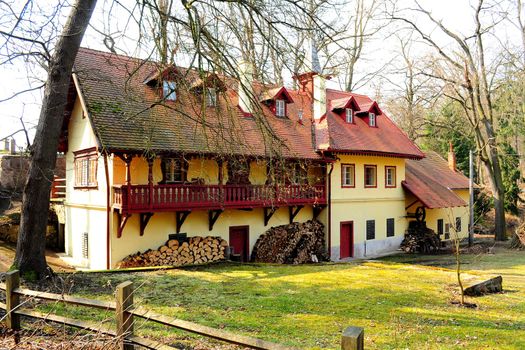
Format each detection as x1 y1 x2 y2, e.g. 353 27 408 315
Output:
315 89 424 159
403 151 469 209
70 48 423 161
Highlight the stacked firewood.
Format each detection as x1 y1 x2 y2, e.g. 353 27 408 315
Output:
118 236 228 268
400 221 441 254
251 220 327 264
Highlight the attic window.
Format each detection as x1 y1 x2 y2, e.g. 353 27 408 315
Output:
345 108 353 123
369 112 376 127
206 88 217 107
163 81 177 101
276 99 286 117
298 109 303 121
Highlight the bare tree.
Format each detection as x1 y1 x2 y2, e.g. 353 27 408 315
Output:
391 0 508 240
2 0 98 278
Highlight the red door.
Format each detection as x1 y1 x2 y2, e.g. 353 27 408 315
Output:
340 222 354 259
229 226 249 262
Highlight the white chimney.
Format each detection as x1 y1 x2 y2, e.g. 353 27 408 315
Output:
313 74 326 120
10 138 16 154
238 61 254 114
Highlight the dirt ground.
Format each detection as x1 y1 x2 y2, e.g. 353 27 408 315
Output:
0 240 73 274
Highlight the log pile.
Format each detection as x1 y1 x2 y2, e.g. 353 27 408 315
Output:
118 236 228 268
400 221 441 254
510 222 525 250
251 220 327 264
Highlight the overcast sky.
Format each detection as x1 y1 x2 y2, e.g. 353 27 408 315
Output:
0 0 521 149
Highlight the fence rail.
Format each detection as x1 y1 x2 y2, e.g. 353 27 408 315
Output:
1 270 364 349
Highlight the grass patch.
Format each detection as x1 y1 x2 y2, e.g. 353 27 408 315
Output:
32 249 525 349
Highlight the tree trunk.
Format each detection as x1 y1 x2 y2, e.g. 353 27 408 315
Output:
14 0 98 279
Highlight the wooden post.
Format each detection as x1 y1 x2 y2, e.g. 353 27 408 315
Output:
5 270 21 343
148 157 154 210
116 281 134 350
341 326 364 350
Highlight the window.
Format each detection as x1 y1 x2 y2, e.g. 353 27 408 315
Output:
74 148 98 188
385 166 396 188
163 80 177 101
445 223 450 239
456 217 462 233
297 109 303 121
206 88 217 107
386 218 395 237
341 164 355 187
364 165 377 188
437 219 444 236
369 112 376 127
345 108 353 123
162 157 186 183
276 99 286 117
366 220 375 240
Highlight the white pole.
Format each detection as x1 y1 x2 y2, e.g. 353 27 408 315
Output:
469 150 474 246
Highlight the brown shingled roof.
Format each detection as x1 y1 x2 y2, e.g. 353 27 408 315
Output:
71 48 320 160
403 152 469 209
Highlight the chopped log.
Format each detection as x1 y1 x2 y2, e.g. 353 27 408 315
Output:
251 220 327 264
400 221 441 254
510 222 525 250
117 235 228 268
464 276 503 296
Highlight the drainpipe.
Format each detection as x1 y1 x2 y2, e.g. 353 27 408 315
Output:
103 152 111 270
327 161 334 260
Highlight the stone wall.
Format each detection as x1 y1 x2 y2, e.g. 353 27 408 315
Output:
0 154 66 193
0 154 29 192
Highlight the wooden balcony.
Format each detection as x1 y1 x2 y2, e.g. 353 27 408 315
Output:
113 183 327 213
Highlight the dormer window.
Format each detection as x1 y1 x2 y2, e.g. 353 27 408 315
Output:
345 108 353 123
369 112 376 127
206 88 217 107
298 109 303 121
163 81 177 101
276 99 286 117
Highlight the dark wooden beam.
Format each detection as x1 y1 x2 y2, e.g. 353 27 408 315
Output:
263 207 278 226
238 208 253 211
313 205 326 220
116 211 131 238
289 205 304 224
176 211 191 233
208 209 223 231
139 212 154 236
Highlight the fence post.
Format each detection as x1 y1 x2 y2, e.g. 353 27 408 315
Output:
5 270 21 344
116 281 134 350
341 326 364 350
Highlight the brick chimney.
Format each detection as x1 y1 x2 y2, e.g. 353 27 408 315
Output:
448 141 457 172
295 35 326 121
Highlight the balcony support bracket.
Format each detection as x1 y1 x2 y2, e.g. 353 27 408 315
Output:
139 212 154 236
289 205 304 224
116 211 131 238
264 207 278 226
313 205 326 220
176 211 191 233
208 209 224 231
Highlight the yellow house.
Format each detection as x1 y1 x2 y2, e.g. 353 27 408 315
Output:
58 47 470 269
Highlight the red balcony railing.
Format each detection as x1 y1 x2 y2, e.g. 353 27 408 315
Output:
113 183 326 213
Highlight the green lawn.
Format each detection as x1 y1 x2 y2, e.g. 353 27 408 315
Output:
35 248 525 349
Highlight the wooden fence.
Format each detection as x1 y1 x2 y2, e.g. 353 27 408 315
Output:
0 270 364 349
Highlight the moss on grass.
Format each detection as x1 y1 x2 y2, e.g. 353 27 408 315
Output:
36 249 525 349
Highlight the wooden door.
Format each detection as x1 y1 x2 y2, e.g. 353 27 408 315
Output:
229 226 249 262
340 222 354 259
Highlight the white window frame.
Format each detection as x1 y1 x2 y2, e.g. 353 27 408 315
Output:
369 112 376 127
341 164 355 187
206 87 217 107
163 80 177 101
345 108 353 123
385 166 396 187
276 99 286 117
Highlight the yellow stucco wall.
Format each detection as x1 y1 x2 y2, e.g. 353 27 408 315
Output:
110 205 317 266
329 155 407 259
64 98 110 269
